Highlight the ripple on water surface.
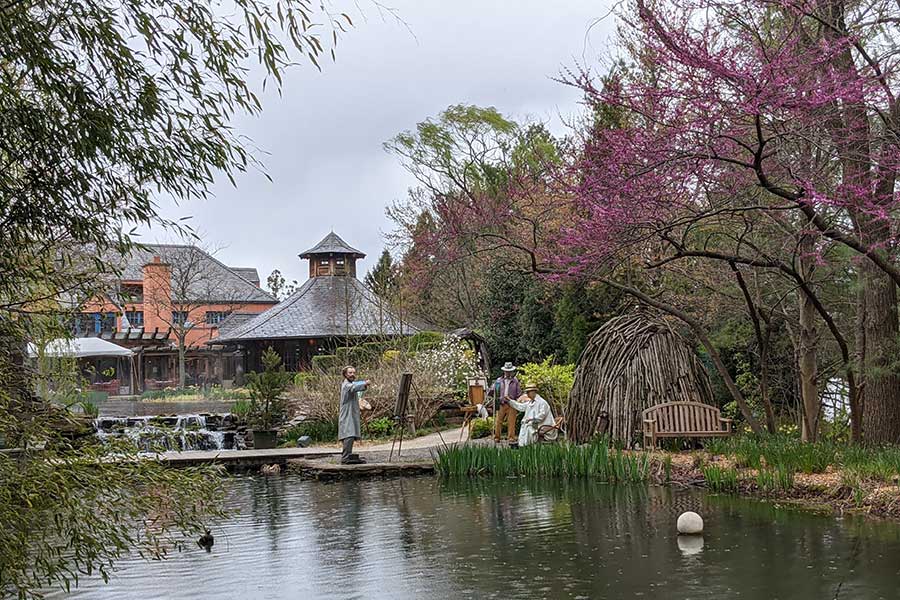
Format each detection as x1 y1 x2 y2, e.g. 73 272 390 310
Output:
46 475 900 599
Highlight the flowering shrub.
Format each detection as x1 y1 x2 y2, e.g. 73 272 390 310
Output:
414 335 484 399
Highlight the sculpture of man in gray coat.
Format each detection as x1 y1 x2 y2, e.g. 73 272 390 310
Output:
339 366 370 464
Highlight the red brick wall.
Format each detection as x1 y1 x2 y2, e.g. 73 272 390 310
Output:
80 255 275 348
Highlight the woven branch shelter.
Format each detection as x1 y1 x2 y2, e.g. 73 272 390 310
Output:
568 311 715 445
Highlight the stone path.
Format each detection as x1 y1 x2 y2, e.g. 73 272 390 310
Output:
306 425 471 464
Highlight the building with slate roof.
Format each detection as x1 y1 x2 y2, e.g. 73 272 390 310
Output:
213 232 423 372
76 244 277 391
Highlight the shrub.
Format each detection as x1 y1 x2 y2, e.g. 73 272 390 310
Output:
518 356 574 410
231 399 252 424
413 335 484 400
405 331 445 351
311 354 341 372
470 417 494 439
246 347 292 430
293 372 314 387
367 416 393 438
280 419 338 444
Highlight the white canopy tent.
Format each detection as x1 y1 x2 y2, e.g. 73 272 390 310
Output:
28 337 134 359
28 338 136 396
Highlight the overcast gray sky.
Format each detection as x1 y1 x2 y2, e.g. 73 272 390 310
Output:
145 1 614 287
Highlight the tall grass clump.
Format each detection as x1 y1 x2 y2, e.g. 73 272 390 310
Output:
775 465 795 491
706 435 834 474
756 468 776 494
702 464 740 493
842 446 900 484
433 440 650 483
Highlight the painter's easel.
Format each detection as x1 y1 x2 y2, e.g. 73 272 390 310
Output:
389 372 413 461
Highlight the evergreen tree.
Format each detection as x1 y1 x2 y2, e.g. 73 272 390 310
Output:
365 250 398 298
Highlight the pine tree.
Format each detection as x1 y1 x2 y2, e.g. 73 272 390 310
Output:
365 250 398 298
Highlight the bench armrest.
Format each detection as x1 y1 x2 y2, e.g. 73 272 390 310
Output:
643 418 657 433
719 417 733 432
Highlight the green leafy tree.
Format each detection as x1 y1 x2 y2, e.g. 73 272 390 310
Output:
553 282 622 363
246 347 292 431
0 0 353 596
365 250 398 298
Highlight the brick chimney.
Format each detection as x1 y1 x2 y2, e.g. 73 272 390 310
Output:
142 256 172 332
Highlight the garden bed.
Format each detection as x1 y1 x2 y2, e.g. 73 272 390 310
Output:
656 437 900 521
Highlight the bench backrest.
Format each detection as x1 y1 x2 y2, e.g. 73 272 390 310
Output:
642 401 721 433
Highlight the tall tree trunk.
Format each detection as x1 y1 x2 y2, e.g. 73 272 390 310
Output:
820 0 900 444
860 260 900 444
178 337 186 389
798 240 820 442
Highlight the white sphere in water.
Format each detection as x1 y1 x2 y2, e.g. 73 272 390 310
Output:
677 511 704 534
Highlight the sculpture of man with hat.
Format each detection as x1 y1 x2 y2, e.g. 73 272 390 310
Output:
489 362 521 443
508 383 556 446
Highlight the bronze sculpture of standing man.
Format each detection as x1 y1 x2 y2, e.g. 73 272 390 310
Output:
339 365 370 464
490 362 521 443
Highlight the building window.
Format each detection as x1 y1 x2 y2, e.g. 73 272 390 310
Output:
73 313 94 335
120 283 143 303
73 312 117 335
172 311 188 326
125 310 143 327
205 311 229 325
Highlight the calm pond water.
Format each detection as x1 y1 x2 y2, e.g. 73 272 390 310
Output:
49 475 900 599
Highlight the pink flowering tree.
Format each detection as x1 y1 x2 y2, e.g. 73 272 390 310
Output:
553 0 900 444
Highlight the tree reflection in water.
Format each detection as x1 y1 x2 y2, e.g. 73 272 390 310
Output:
44 476 900 599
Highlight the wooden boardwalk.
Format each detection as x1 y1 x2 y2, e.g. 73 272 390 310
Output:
157 447 339 468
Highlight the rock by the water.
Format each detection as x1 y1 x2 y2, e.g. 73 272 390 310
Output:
677 511 704 534
260 464 281 475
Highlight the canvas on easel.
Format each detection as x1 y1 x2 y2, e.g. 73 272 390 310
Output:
389 372 413 461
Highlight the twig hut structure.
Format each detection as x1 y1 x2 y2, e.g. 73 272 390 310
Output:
568 311 715 445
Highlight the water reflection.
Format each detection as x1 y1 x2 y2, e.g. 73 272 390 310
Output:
46 476 900 599
677 535 704 556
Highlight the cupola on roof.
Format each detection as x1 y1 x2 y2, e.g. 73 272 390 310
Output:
299 232 366 259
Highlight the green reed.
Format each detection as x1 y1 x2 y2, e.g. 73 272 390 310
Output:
432 440 650 483
702 464 740 493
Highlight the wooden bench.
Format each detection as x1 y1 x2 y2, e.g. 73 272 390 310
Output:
642 401 731 448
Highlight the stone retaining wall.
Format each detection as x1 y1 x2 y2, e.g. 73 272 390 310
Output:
99 399 236 416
